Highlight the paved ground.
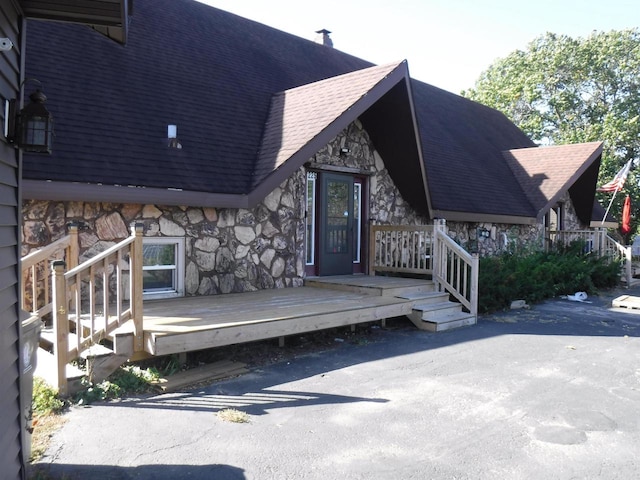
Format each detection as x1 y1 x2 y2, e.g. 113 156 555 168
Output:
32 287 640 480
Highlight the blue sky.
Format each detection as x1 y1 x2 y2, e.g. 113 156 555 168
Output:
198 0 637 94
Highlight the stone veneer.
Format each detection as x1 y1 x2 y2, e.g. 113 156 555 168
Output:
22 120 428 296
445 192 587 256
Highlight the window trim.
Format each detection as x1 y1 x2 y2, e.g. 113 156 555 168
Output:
142 237 185 300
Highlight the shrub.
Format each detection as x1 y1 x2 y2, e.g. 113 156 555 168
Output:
32 377 65 416
479 242 621 313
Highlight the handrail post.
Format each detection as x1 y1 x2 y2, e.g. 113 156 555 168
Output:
52 261 69 397
470 253 479 319
130 223 144 351
67 223 79 270
368 223 376 276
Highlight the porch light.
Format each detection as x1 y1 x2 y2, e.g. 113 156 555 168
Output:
15 89 54 154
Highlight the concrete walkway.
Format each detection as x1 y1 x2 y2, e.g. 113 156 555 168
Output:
32 287 640 479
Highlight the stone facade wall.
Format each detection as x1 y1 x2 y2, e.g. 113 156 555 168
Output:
446 193 587 256
312 120 429 227
22 120 427 296
23 170 307 296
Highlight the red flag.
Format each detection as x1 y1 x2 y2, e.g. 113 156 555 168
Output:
622 195 631 234
598 160 633 193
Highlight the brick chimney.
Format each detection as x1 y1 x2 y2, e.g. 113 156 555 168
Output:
314 29 333 47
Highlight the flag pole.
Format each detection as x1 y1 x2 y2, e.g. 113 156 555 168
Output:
601 188 619 225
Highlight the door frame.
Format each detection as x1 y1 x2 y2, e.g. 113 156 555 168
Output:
305 170 367 276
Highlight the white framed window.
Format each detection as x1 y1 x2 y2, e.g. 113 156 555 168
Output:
142 237 185 299
353 182 362 263
306 171 317 265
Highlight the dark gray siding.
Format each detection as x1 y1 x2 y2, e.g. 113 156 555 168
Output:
0 0 24 478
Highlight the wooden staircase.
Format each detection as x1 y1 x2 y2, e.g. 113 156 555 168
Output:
400 291 476 332
305 276 477 332
23 223 145 396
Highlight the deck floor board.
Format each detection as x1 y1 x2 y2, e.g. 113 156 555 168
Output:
138 277 433 355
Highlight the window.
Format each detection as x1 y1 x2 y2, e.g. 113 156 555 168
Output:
306 171 317 265
353 181 362 263
142 237 184 299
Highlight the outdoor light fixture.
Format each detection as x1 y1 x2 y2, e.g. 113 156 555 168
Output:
339 147 350 156
477 227 491 238
9 80 54 154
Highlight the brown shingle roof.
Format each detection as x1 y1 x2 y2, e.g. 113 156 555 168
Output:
504 142 603 218
254 62 405 187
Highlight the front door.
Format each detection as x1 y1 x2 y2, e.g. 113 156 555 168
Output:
318 172 354 275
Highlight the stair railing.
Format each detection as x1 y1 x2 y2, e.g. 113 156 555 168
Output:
433 220 478 319
368 221 478 320
21 223 79 321
51 223 144 396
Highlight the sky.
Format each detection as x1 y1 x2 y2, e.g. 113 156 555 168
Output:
197 0 637 94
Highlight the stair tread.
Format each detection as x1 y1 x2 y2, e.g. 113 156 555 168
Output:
423 312 475 324
80 343 115 359
396 291 448 301
414 301 461 311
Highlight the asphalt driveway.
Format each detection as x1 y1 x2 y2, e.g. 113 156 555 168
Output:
32 287 640 480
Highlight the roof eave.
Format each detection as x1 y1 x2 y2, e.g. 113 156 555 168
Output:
22 180 250 208
21 0 129 44
432 209 538 225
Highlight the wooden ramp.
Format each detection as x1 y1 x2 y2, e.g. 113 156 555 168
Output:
139 285 418 356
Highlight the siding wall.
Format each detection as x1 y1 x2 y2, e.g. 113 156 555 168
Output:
0 0 24 478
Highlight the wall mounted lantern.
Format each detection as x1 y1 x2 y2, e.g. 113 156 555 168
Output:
8 81 54 154
477 227 491 239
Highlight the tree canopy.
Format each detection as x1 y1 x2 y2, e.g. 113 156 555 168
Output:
463 29 640 237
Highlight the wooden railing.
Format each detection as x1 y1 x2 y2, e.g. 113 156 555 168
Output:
50 224 144 395
548 229 632 285
369 221 478 319
21 224 79 321
433 227 479 318
369 225 435 275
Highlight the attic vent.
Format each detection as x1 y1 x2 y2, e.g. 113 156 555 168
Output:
314 29 333 47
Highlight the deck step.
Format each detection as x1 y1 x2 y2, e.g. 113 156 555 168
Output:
415 301 463 320
396 291 449 303
304 276 435 297
421 312 477 332
407 300 476 332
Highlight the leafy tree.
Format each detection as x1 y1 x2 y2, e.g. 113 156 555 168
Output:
463 29 640 239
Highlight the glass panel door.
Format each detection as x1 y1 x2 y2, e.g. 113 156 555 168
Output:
318 172 354 275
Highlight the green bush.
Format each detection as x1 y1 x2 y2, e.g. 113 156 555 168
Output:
479 241 621 313
32 377 65 416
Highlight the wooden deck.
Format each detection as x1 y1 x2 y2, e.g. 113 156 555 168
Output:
134 276 433 356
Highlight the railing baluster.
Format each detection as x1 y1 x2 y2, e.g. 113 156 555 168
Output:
117 249 123 323
103 256 110 333
89 264 95 344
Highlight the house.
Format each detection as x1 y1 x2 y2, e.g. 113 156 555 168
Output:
20 0 609 306
0 1 130 477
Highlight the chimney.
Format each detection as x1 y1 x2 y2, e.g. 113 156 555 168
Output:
314 29 333 48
